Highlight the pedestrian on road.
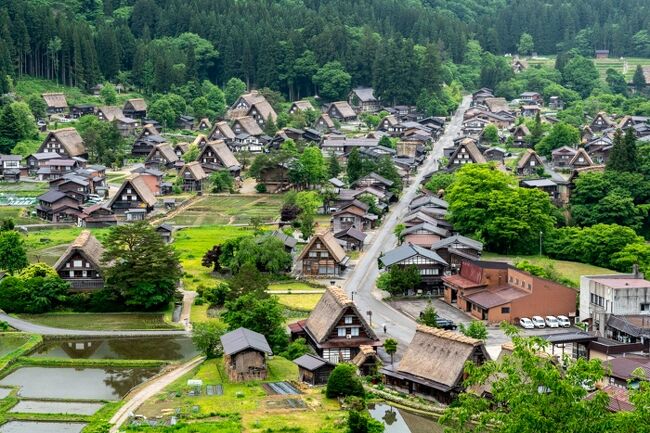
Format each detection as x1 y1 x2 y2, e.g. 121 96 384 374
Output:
383 324 387 334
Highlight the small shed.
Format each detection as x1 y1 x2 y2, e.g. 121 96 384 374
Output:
221 327 273 382
351 345 382 376
156 223 174 244
293 354 335 385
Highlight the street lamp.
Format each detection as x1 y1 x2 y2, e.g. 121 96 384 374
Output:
366 310 373 326
539 231 543 256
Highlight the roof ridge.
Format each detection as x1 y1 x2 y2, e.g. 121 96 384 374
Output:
416 324 481 345
71 230 91 248
326 285 353 307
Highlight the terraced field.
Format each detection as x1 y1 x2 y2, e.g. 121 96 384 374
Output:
166 194 285 226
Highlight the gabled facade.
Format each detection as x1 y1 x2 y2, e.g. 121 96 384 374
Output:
36 190 80 222
209 121 236 142
551 146 577 168
296 232 349 277
380 243 448 293
591 112 616 132
430 234 483 272
197 118 212 131
447 139 487 169
37 128 87 159
196 140 241 175
221 327 273 382
289 100 315 114
132 124 166 157
123 99 148 119
348 88 379 113
569 147 594 170
145 143 179 169
510 124 530 148
289 286 380 363
42 93 68 114
108 174 157 214
54 231 105 291
314 113 335 131
326 101 357 122
231 116 264 136
516 149 544 176
178 161 208 192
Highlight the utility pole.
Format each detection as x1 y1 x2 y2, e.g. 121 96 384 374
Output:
539 231 543 256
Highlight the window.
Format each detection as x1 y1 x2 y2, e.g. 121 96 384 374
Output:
344 316 353 325
320 252 329 258
337 328 346 337
501 307 510 314
351 327 359 337
73 260 82 267
69 271 74 277
641 303 650 312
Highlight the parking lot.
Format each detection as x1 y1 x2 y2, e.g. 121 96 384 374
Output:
390 299 579 358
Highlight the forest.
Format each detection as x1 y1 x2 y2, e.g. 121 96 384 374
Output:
0 0 648 103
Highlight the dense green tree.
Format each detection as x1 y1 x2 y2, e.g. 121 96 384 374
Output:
417 302 438 327
376 265 421 296
26 95 47 119
209 171 234 193
280 337 311 360
192 320 227 358
0 231 28 275
562 55 599 98
612 243 650 275
222 292 288 352
606 68 628 95
313 61 351 101
459 321 488 340
0 101 37 152
607 128 639 173
535 122 580 156
78 116 128 166
632 65 647 93
224 77 246 106
100 82 118 105
327 154 341 179
383 338 397 366
346 148 363 184
517 33 534 56
482 124 499 144
326 363 365 398
102 222 182 309
529 111 544 145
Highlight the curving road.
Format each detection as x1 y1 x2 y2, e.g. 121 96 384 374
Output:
0 312 190 337
342 96 471 348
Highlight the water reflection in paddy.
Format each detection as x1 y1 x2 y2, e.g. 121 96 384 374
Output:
0 366 158 400
0 421 87 433
30 336 198 361
9 400 104 415
368 403 445 433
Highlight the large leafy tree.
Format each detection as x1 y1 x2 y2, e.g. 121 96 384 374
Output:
0 230 28 275
535 122 580 156
192 320 227 358
562 55 599 98
313 61 351 101
222 293 287 352
102 222 182 309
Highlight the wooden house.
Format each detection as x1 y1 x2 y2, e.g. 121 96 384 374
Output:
483 146 509 163
145 143 179 170
221 327 273 382
381 325 489 404
196 140 241 175
258 162 292 193
197 118 212 131
595 50 609 59
520 105 540 117
42 93 68 114
229 92 278 128
71 104 95 118
209 121 236 143
36 190 80 222
78 204 117 228
568 147 594 170
334 227 367 251
430 234 483 272
516 149 544 176
448 139 487 169
510 124 531 147
54 175 91 203
353 172 394 192
289 100 315 114
348 88 379 113
590 112 616 132
520 92 543 106
132 124 166 157
173 143 190 158
108 174 157 215
326 101 357 122
271 230 297 254
401 223 449 248
332 200 375 232
232 116 264 137
351 345 383 376
37 128 87 159
379 243 448 294
293 354 335 385
0 155 21 182
26 153 61 175
54 230 105 291
296 232 349 277
289 286 380 363
461 117 490 137
314 113 336 132
156 223 174 244
551 146 577 168
123 99 148 119
177 115 195 130
96 106 139 136
178 161 208 192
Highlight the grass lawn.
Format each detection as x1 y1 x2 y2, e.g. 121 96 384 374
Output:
137 358 345 433
483 253 618 288
268 282 326 292
173 225 252 292
167 195 285 226
0 181 49 197
520 55 650 81
16 312 178 330
275 294 323 312
190 304 211 323
0 207 39 225
15 77 144 106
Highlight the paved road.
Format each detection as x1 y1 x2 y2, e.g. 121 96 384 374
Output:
341 96 471 349
0 312 190 337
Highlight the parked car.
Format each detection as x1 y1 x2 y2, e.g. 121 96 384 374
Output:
519 317 535 329
545 316 560 328
557 315 571 327
435 318 457 330
531 316 546 328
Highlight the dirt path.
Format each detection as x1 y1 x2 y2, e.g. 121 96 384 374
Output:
150 195 205 226
179 288 197 331
109 356 206 432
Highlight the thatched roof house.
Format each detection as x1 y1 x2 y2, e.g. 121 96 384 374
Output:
42 92 68 113
37 128 87 159
381 325 490 403
289 286 380 363
54 230 105 291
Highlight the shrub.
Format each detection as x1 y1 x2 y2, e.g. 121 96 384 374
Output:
256 183 267 193
326 363 365 398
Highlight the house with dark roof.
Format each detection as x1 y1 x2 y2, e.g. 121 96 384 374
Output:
271 230 297 254
409 195 448 211
551 146 577 168
156 223 174 244
348 88 379 113
326 101 357 122
196 140 241 175
26 152 62 175
108 174 157 216
353 172 394 192
332 199 377 232
289 100 315 115
296 232 349 277
42 93 68 114
78 204 116 228
289 286 380 363
178 162 208 192
401 223 449 248
145 143 180 170
37 128 87 159
443 260 576 323
483 146 509 163
510 124 531 148
293 354 335 385
461 117 491 137
334 227 367 251
590 112 616 132
381 325 490 404
132 124 166 157
516 149 544 176
96 106 140 136
430 234 483 272
36 190 81 222
380 243 448 293
54 230 105 291
123 99 147 119
221 327 273 382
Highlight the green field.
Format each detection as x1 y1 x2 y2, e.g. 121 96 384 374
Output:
136 358 344 433
275 294 323 312
482 253 618 288
166 195 285 226
0 181 49 198
16 312 177 330
525 55 649 81
0 207 39 225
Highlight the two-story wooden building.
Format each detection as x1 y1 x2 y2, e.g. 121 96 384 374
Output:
145 143 180 170
289 286 380 363
326 101 357 122
348 88 379 113
37 128 87 159
42 93 68 114
123 98 148 119
178 162 208 192
296 232 349 277
196 140 241 175
36 190 81 222
108 174 157 216
289 100 315 115
221 327 273 382
132 124 166 157
379 243 448 295
516 149 544 176
54 230 105 291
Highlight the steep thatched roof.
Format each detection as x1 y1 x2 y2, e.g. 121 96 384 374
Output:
42 92 68 109
329 101 356 119
54 230 105 271
297 231 347 264
210 121 236 140
517 149 544 169
351 345 381 367
569 147 594 166
197 140 240 169
147 143 179 163
397 325 488 389
109 174 157 208
290 100 315 112
305 286 377 344
40 128 86 157
181 161 208 181
449 140 486 164
233 116 264 136
315 113 335 128
124 98 147 112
